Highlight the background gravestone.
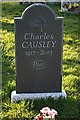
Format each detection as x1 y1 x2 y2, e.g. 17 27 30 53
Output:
14 3 63 93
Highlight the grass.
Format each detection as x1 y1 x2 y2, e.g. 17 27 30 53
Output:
1 2 80 119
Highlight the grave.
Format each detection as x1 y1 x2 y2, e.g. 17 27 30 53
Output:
11 3 67 102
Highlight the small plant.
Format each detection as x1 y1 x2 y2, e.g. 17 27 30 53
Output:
1 100 35 119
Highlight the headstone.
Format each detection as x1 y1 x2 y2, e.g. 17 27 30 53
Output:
14 3 63 93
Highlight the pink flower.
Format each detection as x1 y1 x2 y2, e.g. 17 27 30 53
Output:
40 107 58 118
40 107 50 114
52 109 58 115
47 110 55 118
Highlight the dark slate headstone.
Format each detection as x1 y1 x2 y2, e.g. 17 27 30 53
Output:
14 3 63 93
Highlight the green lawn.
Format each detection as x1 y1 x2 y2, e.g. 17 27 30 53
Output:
1 2 80 119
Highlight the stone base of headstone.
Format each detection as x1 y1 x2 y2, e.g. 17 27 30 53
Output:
11 90 67 102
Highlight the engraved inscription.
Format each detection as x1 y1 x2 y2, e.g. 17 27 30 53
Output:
25 50 53 56
22 32 56 49
32 60 46 70
31 16 48 32
31 16 47 27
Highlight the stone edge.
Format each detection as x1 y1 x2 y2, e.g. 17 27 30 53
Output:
11 90 67 102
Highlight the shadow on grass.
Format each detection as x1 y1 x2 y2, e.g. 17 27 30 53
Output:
2 22 14 32
32 97 79 119
1 97 80 119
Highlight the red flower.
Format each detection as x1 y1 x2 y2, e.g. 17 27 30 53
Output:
38 116 43 120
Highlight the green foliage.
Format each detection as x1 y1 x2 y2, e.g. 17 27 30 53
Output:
0 100 35 119
1 2 80 119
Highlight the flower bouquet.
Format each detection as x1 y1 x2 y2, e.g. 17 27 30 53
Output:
68 3 79 12
62 1 79 12
34 107 58 120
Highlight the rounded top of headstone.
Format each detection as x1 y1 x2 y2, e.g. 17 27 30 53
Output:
21 3 56 19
